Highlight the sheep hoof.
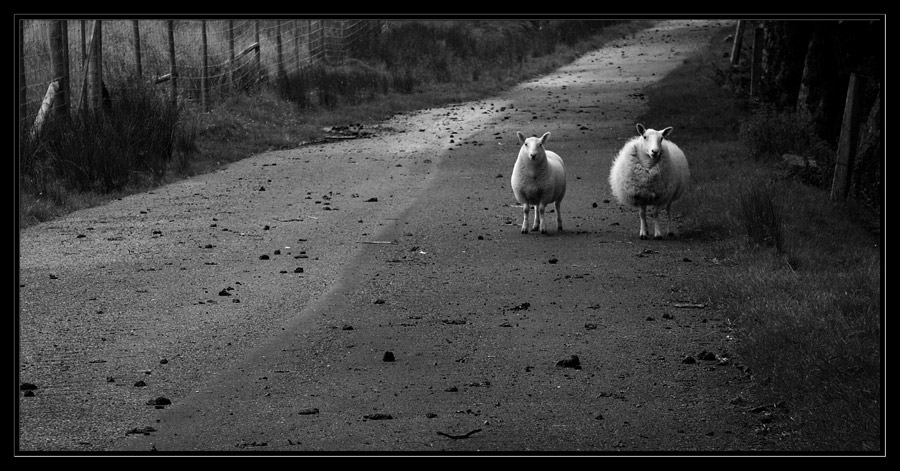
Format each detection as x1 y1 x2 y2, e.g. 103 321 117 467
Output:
640 234 648 240
668 232 677 238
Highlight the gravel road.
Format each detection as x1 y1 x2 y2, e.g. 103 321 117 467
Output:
18 19 785 455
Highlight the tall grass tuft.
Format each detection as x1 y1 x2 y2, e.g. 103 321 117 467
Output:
738 184 784 253
20 79 193 193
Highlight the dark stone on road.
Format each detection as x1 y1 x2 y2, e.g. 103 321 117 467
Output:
126 426 157 435
556 355 582 369
146 397 171 407
698 350 717 361
363 413 393 420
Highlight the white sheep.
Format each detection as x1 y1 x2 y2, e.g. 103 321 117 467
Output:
511 131 567 234
609 124 690 239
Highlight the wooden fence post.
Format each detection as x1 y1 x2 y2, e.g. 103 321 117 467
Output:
49 20 70 119
61 21 70 102
276 20 284 80
80 20 86 62
750 26 764 97
18 20 27 130
320 20 326 62
201 20 209 112
294 20 301 74
228 20 235 89
132 20 142 77
730 20 746 67
86 20 103 113
167 20 177 108
831 73 865 201
254 21 261 81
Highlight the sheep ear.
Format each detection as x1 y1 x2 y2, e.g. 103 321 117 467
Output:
661 127 673 138
517 131 526 144
636 124 646 136
540 132 551 145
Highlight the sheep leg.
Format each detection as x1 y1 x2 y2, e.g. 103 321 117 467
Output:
520 205 531 234
651 206 664 239
665 202 676 238
639 206 649 239
555 200 563 232
535 203 546 233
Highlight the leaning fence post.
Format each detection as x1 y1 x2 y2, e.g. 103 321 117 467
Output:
730 20 746 67
749 26 763 97
831 73 865 201
167 20 177 108
31 81 59 137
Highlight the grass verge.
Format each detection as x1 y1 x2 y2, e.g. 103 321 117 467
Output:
636 25 882 452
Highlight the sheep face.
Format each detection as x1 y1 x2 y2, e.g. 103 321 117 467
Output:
636 123 673 166
517 131 551 161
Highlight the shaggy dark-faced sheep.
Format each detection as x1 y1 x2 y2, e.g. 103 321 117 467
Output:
511 131 567 234
609 124 690 239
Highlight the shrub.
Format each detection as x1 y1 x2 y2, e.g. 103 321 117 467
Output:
738 105 835 187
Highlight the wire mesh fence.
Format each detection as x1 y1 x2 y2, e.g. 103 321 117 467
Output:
18 19 385 131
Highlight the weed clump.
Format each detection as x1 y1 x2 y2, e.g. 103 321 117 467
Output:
20 80 193 194
738 106 834 187
737 185 784 253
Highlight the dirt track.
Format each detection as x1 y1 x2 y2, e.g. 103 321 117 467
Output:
18 19 786 454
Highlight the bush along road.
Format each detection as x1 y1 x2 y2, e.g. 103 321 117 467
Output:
19 20 785 454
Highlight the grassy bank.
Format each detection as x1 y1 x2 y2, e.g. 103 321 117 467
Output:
18 19 651 228
636 25 882 452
